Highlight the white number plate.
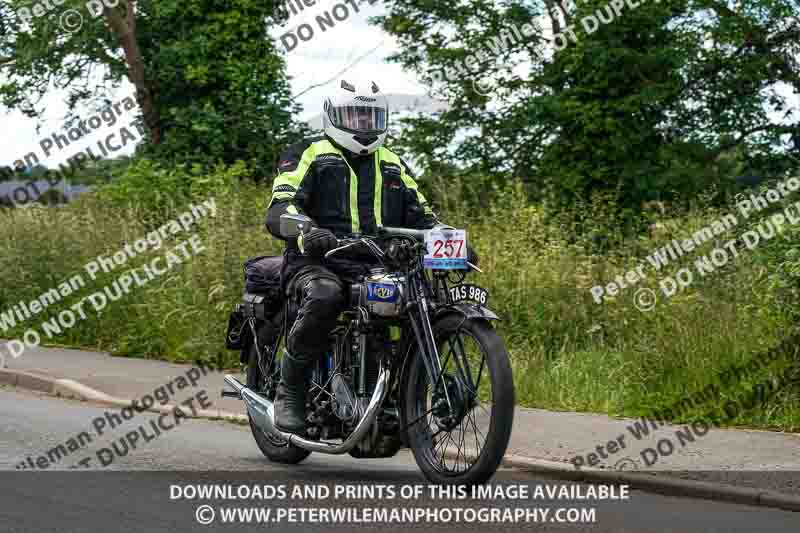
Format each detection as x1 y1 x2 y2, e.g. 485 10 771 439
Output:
449 284 489 305
424 229 467 270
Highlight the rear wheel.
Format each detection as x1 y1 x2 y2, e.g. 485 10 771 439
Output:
402 314 514 485
245 338 311 464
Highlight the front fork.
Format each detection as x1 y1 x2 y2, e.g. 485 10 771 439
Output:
408 285 456 414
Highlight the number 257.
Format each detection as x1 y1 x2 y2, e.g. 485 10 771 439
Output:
432 239 463 258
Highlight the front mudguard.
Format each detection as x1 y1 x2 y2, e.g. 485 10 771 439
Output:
434 302 500 324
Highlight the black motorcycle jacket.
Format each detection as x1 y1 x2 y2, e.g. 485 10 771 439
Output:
266 135 437 244
266 136 439 280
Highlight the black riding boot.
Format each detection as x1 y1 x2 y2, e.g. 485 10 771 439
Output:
274 351 309 434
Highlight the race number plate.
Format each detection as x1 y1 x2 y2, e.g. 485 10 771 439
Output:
424 229 467 270
449 284 489 306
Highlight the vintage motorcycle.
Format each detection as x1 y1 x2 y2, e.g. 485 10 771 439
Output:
223 213 514 485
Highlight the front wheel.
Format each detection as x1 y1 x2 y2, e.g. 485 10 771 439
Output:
402 314 514 485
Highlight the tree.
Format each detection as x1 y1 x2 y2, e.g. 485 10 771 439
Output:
0 0 305 176
378 0 800 212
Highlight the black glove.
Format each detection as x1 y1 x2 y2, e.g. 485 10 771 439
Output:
467 245 479 269
385 239 417 264
301 228 338 257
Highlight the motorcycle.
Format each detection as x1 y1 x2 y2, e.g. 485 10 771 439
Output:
223 213 514 485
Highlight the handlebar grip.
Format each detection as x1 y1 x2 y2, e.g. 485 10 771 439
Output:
324 239 360 259
378 227 428 241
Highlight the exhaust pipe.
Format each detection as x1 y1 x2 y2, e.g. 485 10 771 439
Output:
223 365 390 454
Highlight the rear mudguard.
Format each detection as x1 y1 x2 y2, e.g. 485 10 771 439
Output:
434 302 500 323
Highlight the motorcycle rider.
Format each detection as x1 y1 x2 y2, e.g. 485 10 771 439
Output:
266 79 475 435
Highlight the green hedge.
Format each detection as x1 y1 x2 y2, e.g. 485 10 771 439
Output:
0 164 797 431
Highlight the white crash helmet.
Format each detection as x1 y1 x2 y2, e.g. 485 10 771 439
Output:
323 79 389 155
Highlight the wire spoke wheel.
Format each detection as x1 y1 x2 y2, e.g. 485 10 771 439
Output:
403 314 514 485
246 337 311 464
424 333 489 474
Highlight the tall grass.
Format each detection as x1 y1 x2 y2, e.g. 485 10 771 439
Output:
0 167 797 430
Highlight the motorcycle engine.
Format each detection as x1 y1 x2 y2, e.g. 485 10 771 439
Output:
361 269 405 317
331 373 360 421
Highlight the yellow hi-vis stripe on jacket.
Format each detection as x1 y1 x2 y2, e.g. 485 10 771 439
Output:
271 140 432 234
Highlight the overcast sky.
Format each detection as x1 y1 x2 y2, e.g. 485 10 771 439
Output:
0 0 423 170
1 1 797 171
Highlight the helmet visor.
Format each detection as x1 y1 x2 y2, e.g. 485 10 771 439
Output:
328 104 387 134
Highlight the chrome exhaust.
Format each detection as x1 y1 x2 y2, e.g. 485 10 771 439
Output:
223 365 390 454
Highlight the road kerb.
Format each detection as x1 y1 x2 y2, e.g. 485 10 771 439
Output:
500 453 800 513
7 370 245 422
5 367 800 512
1 369 52 393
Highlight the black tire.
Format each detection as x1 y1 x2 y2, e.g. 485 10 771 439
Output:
245 339 311 465
402 314 514 485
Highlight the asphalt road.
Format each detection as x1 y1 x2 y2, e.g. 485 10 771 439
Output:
1 387 798 533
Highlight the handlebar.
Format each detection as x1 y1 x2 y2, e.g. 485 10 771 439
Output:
323 227 428 260
378 226 428 241
317 226 479 272
324 237 384 260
